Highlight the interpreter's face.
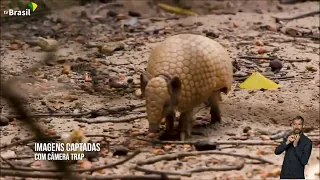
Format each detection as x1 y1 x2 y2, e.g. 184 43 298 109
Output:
292 119 303 134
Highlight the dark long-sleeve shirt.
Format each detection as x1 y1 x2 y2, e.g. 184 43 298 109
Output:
274 133 312 179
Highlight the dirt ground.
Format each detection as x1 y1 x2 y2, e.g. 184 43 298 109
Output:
0 0 319 180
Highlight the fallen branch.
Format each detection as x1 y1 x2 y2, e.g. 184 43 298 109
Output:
0 169 180 180
273 10 320 22
186 159 245 172
238 55 311 62
135 166 192 177
74 114 146 124
1 151 140 173
6 111 92 119
6 103 146 119
137 137 279 146
137 150 274 165
0 81 73 179
234 75 295 81
135 159 245 177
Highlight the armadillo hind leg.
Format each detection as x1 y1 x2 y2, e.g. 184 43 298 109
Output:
178 110 195 141
204 92 222 107
208 91 222 124
165 111 175 132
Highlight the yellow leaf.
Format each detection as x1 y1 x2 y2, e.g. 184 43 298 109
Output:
158 3 197 16
239 72 280 90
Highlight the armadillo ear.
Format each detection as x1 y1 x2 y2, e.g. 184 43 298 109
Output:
168 76 181 105
140 73 149 97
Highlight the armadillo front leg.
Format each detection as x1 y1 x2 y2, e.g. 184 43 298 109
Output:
208 91 222 124
178 110 195 141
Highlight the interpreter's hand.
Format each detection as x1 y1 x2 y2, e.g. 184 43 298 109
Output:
286 135 295 145
293 134 300 147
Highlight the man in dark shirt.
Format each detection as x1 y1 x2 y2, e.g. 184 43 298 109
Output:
274 116 313 179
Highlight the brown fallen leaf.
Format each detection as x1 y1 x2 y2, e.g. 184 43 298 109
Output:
61 94 79 102
163 144 172 151
255 40 264 46
267 168 281 177
183 144 191 149
75 36 85 43
61 65 72 75
9 44 19 50
95 169 106 174
257 48 267 54
246 171 253 178
79 159 92 169
31 161 43 167
260 135 271 141
306 65 317 72
46 129 57 135
131 131 141 136
136 140 150 146
256 149 266 155
151 148 165 155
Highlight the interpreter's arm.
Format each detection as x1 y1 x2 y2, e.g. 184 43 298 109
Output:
294 140 312 166
274 137 289 155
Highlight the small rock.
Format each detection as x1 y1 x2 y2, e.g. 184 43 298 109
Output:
107 10 118 17
243 126 251 133
128 11 141 17
113 146 129 156
194 140 217 151
269 59 283 72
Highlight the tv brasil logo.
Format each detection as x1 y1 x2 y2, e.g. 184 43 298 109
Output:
3 2 38 16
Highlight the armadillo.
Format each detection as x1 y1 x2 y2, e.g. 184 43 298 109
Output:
140 34 233 140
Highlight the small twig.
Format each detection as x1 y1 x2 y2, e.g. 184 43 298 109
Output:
0 170 181 180
0 156 17 169
135 166 192 177
137 137 279 146
137 150 273 165
1 151 141 173
238 55 311 62
74 114 146 124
